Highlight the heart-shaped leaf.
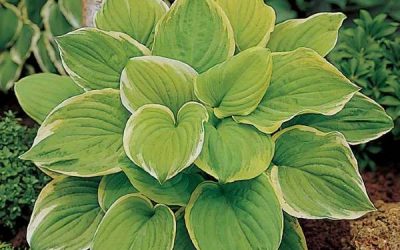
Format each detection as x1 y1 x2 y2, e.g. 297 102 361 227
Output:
95 0 168 48
121 56 197 114
121 158 203 206
152 0 235 73
42 0 73 37
15 73 84 124
234 48 359 134
271 126 375 219
268 13 346 57
10 22 38 64
279 213 307 250
196 118 274 183
174 209 196 250
285 93 394 145
186 174 283 250
98 172 138 212
92 194 175 250
123 102 208 183
27 177 104 250
214 0 275 51
195 47 272 118
21 89 130 177
56 28 150 90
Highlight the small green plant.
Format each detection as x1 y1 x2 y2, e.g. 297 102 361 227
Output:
329 10 400 169
0 242 13 250
0 0 82 92
0 112 49 232
15 0 393 249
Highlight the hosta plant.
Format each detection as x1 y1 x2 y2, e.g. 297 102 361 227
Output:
15 0 393 249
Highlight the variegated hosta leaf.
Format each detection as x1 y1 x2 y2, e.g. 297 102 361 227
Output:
214 0 275 51
121 56 197 114
56 28 150 90
25 0 47 26
195 47 272 118
121 158 203 206
92 194 175 250
186 174 283 250
95 0 168 48
196 118 274 183
174 209 196 250
59 0 83 28
279 213 308 250
27 177 104 250
10 22 38 64
14 73 84 124
268 13 346 57
98 172 138 212
270 126 375 219
123 102 208 183
0 52 21 92
32 32 59 73
0 2 22 50
285 93 394 145
152 0 235 73
21 89 130 177
42 0 73 37
234 48 359 134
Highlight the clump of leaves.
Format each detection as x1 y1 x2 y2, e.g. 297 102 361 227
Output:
0 111 49 232
0 0 83 92
15 0 393 249
329 10 400 169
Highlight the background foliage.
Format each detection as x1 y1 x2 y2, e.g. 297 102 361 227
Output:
0 112 49 232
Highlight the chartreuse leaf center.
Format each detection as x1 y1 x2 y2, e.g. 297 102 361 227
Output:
92 194 175 250
123 102 208 183
152 0 235 73
185 174 283 250
95 0 168 48
270 125 375 219
120 56 197 114
195 47 272 118
234 48 360 134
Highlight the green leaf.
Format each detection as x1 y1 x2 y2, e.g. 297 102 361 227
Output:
25 0 47 26
0 52 21 92
174 208 196 250
10 22 38 64
214 0 275 51
121 158 203 206
56 28 150 90
21 89 130 177
95 0 168 48
270 126 375 219
0 3 22 50
234 48 359 134
32 32 58 73
186 174 283 250
279 213 307 250
195 47 272 118
121 56 197 114
98 172 138 212
14 73 84 124
42 0 73 37
27 177 104 250
285 93 394 145
59 0 83 28
92 194 175 250
196 118 274 183
152 0 235 73
268 13 346 57
123 102 208 183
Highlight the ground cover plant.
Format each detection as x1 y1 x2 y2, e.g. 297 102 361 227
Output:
0 0 82 92
14 0 394 249
329 10 400 169
0 112 49 232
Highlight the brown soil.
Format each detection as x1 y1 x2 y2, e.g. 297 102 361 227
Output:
301 168 400 250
